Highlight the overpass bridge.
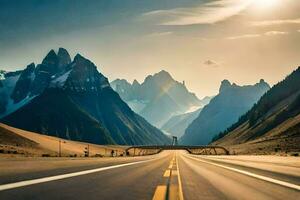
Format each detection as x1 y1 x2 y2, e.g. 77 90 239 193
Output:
125 145 230 156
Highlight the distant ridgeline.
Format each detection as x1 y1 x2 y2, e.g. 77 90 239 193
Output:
180 79 271 145
111 71 211 128
0 48 170 145
212 67 300 147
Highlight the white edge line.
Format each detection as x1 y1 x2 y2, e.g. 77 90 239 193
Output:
185 155 300 191
0 158 157 191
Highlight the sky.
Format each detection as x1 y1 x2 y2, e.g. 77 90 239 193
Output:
1 0 300 98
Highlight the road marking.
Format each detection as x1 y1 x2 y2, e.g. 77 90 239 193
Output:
152 185 167 200
186 155 300 191
172 170 178 176
176 153 184 200
164 170 171 177
0 158 157 191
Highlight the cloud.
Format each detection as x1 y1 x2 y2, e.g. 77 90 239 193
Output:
145 31 173 37
143 0 252 26
264 31 289 36
226 34 261 40
226 31 289 40
203 60 220 67
251 18 300 26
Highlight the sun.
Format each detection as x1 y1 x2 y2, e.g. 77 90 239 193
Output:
253 0 279 8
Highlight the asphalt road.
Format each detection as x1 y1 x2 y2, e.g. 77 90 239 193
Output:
0 151 299 200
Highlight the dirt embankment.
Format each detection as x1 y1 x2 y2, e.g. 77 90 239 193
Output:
0 123 127 158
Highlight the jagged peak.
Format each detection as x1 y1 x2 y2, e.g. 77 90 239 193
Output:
219 79 232 93
256 79 270 89
58 47 69 55
58 48 71 59
132 79 140 85
259 79 266 84
155 70 172 78
113 79 130 85
42 49 58 65
144 70 173 83
74 53 85 61
48 49 56 55
57 48 71 68
44 49 57 58
72 53 98 71
27 62 35 68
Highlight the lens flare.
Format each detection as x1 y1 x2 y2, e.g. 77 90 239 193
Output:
253 0 279 8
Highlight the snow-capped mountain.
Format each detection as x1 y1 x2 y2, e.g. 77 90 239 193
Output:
0 48 72 117
1 49 170 145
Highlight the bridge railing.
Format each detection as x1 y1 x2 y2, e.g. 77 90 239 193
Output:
125 145 229 156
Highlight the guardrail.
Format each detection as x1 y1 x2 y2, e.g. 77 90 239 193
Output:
125 145 229 156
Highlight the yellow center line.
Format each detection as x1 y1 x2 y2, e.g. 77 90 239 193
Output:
153 152 184 200
176 152 184 200
172 170 178 176
152 185 167 200
163 169 171 177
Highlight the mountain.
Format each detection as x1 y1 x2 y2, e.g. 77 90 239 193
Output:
0 48 72 117
181 79 270 145
111 70 202 127
212 67 300 154
161 108 202 138
1 49 170 145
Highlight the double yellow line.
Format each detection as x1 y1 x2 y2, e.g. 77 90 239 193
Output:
152 152 184 200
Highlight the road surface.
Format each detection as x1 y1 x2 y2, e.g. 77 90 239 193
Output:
0 151 299 200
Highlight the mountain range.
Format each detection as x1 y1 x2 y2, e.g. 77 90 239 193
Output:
181 79 270 145
212 67 300 154
111 71 204 127
0 48 170 145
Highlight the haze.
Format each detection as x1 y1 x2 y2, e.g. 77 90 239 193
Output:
1 0 300 98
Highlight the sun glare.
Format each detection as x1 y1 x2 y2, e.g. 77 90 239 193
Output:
253 0 279 8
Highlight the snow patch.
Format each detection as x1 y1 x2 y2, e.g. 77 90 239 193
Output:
185 105 202 113
50 70 71 88
0 95 35 118
100 83 110 89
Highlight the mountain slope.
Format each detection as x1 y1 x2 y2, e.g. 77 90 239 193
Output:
2 89 114 144
1 49 170 145
181 79 270 145
111 70 201 127
161 108 202 138
212 67 300 154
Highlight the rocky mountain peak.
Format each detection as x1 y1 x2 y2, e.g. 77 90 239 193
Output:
72 54 98 74
259 79 265 84
26 63 36 71
64 54 109 92
155 70 173 80
73 53 85 62
219 79 232 93
42 49 58 66
132 79 140 87
144 70 174 87
57 48 71 69
257 79 270 88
